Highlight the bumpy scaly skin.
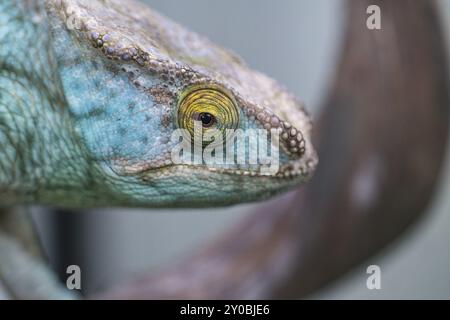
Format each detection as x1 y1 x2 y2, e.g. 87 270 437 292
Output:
0 0 317 208
0 1 92 207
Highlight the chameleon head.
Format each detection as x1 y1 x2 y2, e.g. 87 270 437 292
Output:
46 0 318 207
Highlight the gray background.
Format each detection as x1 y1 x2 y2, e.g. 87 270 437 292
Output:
35 0 450 298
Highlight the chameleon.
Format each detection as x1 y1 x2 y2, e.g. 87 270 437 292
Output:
0 0 317 298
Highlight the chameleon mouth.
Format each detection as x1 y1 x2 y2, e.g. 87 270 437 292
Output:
195 160 317 179
114 145 318 180
128 160 317 182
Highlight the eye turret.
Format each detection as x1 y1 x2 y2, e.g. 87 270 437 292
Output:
177 85 240 146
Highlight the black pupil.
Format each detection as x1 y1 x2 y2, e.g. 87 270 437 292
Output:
199 112 215 127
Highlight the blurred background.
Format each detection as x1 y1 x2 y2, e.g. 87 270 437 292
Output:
33 0 450 299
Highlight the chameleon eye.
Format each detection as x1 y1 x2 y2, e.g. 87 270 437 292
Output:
177 86 240 145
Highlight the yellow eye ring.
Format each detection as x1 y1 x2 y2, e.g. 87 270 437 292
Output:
177 85 240 146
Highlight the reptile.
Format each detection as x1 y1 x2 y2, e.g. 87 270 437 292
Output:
0 0 317 298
